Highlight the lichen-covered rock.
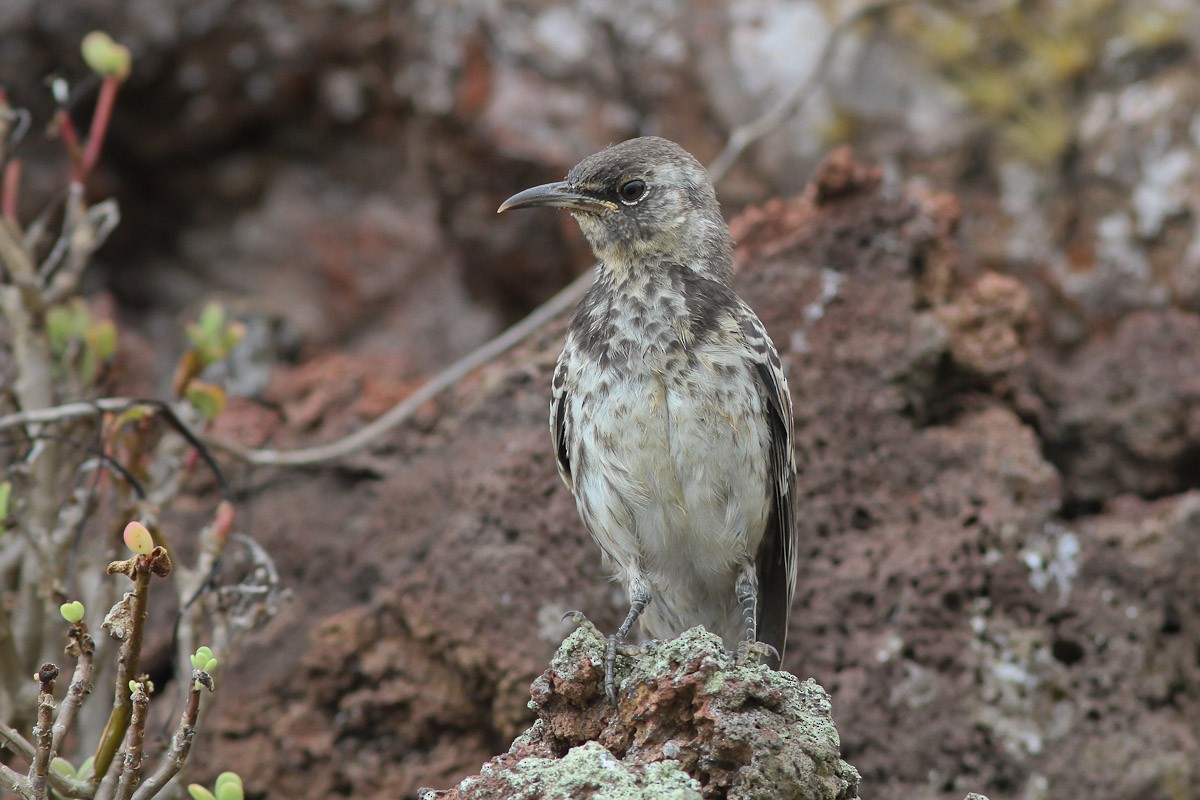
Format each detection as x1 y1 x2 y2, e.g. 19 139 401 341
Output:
423 626 861 800
432 739 704 800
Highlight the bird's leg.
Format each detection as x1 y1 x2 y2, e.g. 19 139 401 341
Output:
736 565 779 665
606 584 651 705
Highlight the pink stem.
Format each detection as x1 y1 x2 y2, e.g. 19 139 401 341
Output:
77 77 121 182
1 159 19 222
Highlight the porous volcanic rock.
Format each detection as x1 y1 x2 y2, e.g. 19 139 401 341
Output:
422 625 862 800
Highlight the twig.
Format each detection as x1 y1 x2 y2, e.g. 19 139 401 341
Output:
3 159 20 222
206 266 596 466
0 762 33 800
29 664 58 800
76 78 121 183
129 681 202 800
93 569 149 782
53 109 82 166
706 0 912 184
1 89 34 165
45 198 121 302
51 624 96 753
114 682 148 800
0 718 35 759
93 756 120 800
0 399 150 433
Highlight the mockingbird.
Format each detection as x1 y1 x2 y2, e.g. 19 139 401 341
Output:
498 136 796 704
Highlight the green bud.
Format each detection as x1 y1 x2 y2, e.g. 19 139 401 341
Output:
188 785 217 800
81 31 132 80
191 646 214 669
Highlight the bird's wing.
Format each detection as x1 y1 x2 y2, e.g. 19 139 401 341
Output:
738 304 797 662
549 349 574 492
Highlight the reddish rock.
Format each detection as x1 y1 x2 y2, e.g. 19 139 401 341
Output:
423 626 861 800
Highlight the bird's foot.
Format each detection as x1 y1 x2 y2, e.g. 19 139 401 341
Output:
563 612 643 704
604 633 625 706
735 639 780 666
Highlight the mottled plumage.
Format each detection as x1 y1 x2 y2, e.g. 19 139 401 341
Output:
499 137 796 703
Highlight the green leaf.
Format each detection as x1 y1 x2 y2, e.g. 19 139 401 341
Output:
112 405 154 430
0 480 11 519
50 758 76 777
215 773 243 800
185 381 227 422
188 785 217 800
60 601 86 624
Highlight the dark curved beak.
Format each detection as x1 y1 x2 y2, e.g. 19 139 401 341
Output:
497 181 616 214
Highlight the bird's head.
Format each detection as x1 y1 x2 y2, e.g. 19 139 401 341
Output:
498 137 732 282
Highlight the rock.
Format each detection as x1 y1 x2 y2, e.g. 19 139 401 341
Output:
1034 308 1200 506
422 625 861 800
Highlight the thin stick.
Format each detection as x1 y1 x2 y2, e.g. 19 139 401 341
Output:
53 110 82 165
29 664 58 800
2 159 20 222
0 762 32 799
129 684 202 800
76 78 120 183
51 625 96 754
0 719 35 759
114 683 148 800
706 0 911 185
93 569 149 782
205 266 595 466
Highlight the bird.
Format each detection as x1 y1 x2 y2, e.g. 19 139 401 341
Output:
497 136 796 704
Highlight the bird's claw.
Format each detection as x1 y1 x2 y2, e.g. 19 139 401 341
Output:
561 609 603 638
736 639 780 666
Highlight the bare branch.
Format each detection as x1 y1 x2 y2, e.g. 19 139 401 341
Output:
0 761 33 800
206 266 596 466
0 718 35 759
51 625 96 754
707 0 912 185
93 570 148 783
129 683 202 800
113 682 148 800
29 664 58 800
45 197 121 304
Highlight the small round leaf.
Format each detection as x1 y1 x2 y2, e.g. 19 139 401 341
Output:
123 521 154 555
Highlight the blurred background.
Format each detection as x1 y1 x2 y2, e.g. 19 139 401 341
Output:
2 1 1199 798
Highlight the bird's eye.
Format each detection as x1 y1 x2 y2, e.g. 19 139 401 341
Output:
618 179 647 205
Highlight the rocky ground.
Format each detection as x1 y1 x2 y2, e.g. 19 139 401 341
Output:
3 2 1200 799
